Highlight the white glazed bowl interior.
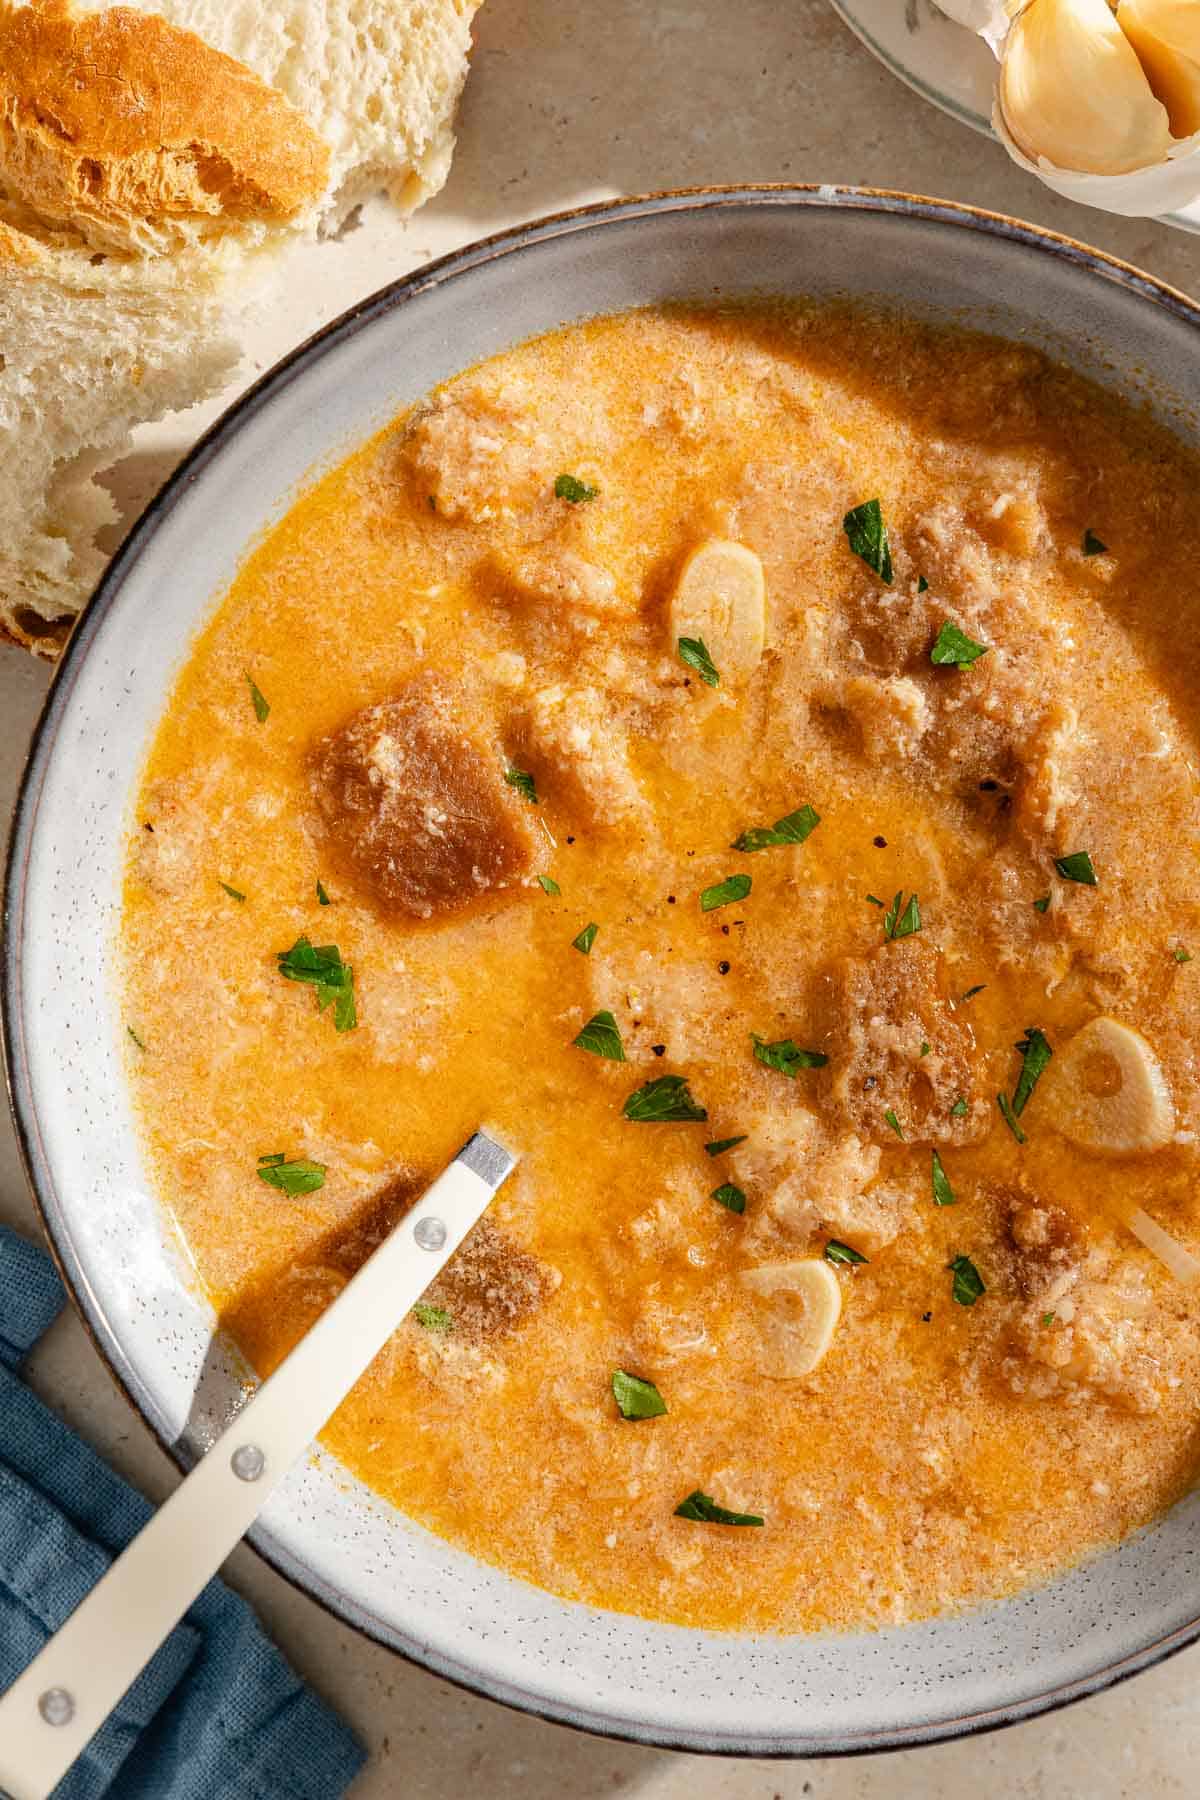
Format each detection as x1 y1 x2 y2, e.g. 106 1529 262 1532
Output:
8 189 1200 1756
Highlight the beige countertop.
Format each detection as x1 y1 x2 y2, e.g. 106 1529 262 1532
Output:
4 3 1200 1793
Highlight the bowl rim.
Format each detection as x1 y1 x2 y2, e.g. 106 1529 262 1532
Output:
8 183 1200 1758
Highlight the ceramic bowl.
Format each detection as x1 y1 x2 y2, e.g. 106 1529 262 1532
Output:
7 188 1200 1756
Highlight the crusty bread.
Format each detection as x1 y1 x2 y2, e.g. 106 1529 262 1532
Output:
0 0 482 655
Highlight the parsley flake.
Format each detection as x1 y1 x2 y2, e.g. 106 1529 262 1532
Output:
950 1096 969 1117
866 894 885 908
930 621 989 670
752 1034 828 1077
1055 850 1097 886
920 1040 931 1057
700 873 751 912
256 1154 327 1196
1174 947 1193 964
825 1239 868 1265
537 874 561 895
931 1149 956 1207
219 881 246 903
997 1092 1026 1144
316 880 332 906
678 635 720 688
1041 1311 1057 1329
572 921 599 955
573 1009 626 1061
1082 529 1107 557
884 890 921 940
554 473 598 503
612 1369 667 1419
917 575 930 593
276 935 357 1032
245 674 270 723
674 1490 764 1527
1012 1027 1053 1116
412 1302 453 1333
505 767 538 804
623 1075 707 1123
947 1254 985 1307
958 985 986 1005
843 498 893 584
711 1183 746 1214
731 805 820 854
884 1108 904 1139
1033 893 1051 913
705 1135 748 1157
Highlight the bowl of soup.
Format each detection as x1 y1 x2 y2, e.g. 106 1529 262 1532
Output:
8 187 1200 1754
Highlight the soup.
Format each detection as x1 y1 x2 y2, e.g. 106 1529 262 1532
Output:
123 303 1200 1634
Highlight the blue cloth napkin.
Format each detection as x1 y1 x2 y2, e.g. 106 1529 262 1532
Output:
0 1224 366 1800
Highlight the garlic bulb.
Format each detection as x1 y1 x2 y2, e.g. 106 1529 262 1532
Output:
999 0 1173 173
945 0 1200 217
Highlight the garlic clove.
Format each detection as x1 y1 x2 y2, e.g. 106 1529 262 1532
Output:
738 1259 842 1377
1119 0 1200 136
1042 1016 1176 1154
669 539 766 688
999 0 1173 174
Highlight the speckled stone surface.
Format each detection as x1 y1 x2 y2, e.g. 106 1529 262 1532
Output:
3 3 1200 1792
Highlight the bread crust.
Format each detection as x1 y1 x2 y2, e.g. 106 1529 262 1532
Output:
0 0 330 254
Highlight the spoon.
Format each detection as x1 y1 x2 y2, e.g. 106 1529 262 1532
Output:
0 1130 516 1800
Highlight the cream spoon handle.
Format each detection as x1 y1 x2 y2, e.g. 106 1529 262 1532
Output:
0 1131 516 1800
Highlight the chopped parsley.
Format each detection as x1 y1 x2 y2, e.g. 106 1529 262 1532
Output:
920 1040 931 1057
883 890 921 941
1041 1311 1057 1328
917 575 930 593
705 1134 748 1156
950 1096 969 1118
572 921 599 955
127 1026 146 1052
674 1489 764 1527
958 984 986 1004
678 635 720 688
884 1108 904 1139
554 473 598 503
1012 1027 1053 1116
219 881 246 903
1174 947 1193 964
711 1183 746 1214
931 1149 956 1207
537 874 561 895
752 1034 828 1077
276 935 357 1032
1033 893 1051 913
1082 528 1107 556
843 498 893 584
256 1154 327 1196
412 1302 453 1333
866 894 885 908
997 1092 1026 1144
245 674 270 723
623 1075 707 1123
700 873 751 912
825 1240 868 1266
930 621 989 669
612 1370 667 1419
947 1254 985 1307
316 880 332 906
731 804 820 853
573 1009 626 1061
505 767 538 804
1055 850 1097 886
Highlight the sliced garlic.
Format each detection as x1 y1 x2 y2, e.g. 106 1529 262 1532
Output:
999 0 1173 174
739 1259 842 1377
1043 1016 1176 1154
1119 0 1200 136
669 539 766 687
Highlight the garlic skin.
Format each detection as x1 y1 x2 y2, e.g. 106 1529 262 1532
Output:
1119 0 1200 136
934 0 1021 53
999 0 1173 173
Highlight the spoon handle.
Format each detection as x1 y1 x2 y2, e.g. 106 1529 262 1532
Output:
0 1131 516 1800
